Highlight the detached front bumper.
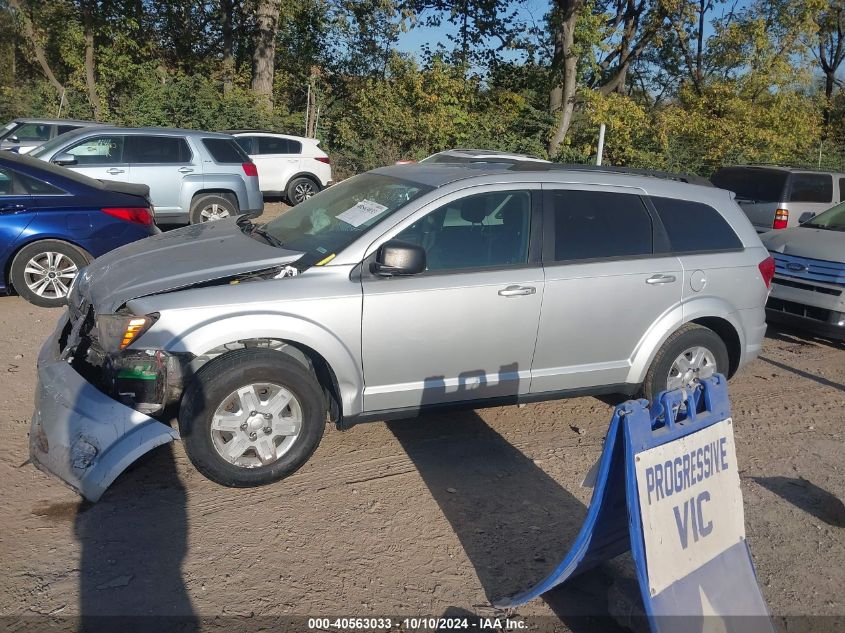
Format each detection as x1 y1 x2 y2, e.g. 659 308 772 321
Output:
29 314 179 501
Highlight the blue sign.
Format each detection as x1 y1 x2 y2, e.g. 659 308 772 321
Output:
496 376 774 633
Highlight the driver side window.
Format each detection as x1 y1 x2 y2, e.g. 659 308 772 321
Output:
394 190 532 272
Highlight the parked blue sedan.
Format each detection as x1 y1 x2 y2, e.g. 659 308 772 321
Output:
0 151 156 307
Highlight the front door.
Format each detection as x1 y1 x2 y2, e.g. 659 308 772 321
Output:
61 134 130 183
361 187 543 413
531 186 684 393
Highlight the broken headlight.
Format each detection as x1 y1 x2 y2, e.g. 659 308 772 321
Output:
96 312 159 354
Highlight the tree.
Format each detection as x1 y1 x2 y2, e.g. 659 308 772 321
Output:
814 0 845 126
547 0 585 156
251 0 281 107
8 0 65 97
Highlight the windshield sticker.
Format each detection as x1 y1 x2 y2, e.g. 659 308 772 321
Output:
337 199 389 227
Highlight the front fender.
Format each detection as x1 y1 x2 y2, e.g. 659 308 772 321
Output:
141 311 364 418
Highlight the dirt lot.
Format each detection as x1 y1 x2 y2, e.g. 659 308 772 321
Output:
0 208 843 630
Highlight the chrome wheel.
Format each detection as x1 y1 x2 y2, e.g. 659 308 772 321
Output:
667 346 717 391
199 203 231 221
23 251 78 300
293 181 316 203
209 382 302 468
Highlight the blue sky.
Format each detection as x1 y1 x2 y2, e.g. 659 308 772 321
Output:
392 0 753 62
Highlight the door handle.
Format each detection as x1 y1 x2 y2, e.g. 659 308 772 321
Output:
288 159 298 163
646 274 677 285
498 285 536 297
178 167 194 173
0 203 25 214
106 168 125 175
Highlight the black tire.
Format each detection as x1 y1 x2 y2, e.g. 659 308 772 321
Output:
9 239 90 308
189 193 238 224
286 177 320 205
179 348 326 488
641 323 729 403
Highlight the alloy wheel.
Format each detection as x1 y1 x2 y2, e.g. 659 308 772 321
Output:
666 346 717 391
23 251 78 300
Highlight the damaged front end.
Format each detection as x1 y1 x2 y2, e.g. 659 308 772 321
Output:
29 306 181 502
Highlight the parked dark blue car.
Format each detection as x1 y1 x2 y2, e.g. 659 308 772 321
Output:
0 151 156 307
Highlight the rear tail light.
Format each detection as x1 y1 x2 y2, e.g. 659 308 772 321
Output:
772 208 789 229
242 162 258 177
101 207 153 226
315 156 330 164
758 255 775 289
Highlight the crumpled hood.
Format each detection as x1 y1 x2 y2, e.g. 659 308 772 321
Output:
77 218 303 313
760 227 845 263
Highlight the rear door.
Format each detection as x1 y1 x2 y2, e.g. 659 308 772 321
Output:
125 135 196 214
530 186 683 393
0 166 36 284
252 135 301 192
59 134 129 183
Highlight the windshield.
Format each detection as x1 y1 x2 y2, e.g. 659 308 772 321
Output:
711 167 787 203
0 121 19 141
259 173 432 262
29 132 74 158
802 202 845 231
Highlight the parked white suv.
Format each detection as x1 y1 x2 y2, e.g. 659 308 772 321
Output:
230 131 332 205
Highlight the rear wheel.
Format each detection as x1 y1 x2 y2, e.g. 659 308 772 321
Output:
179 349 326 487
9 240 90 308
286 177 319 205
189 194 238 224
642 324 728 403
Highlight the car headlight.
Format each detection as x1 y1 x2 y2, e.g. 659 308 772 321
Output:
96 313 159 353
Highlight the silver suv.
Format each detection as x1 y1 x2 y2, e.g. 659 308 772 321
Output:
29 127 263 224
30 163 773 500
0 118 101 154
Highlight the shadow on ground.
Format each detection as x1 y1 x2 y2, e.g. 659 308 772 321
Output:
388 408 634 632
754 476 845 528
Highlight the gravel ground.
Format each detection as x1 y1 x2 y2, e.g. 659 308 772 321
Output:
0 211 843 631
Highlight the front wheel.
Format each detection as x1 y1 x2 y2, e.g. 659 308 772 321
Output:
641 324 728 403
9 240 91 308
179 349 327 487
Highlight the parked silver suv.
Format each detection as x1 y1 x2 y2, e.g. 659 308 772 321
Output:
30 127 263 224
30 163 773 500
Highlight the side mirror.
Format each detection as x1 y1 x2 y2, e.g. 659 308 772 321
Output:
371 240 426 277
798 211 816 224
52 153 77 166
7 135 18 143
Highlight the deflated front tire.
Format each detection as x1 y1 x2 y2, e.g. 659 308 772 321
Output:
178 348 326 487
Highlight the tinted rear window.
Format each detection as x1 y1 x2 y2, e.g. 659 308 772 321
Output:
788 173 833 203
711 168 787 203
202 138 249 163
126 135 192 163
258 136 301 154
57 124 82 136
547 190 652 261
651 197 742 252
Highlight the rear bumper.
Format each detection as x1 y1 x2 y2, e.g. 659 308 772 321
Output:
29 313 179 501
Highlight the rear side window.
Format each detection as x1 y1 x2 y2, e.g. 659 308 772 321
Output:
789 173 833 203
711 167 787 203
17 172 65 195
0 167 15 195
650 197 742 252
839 178 845 202
258 136 301 154
125 135 191 164
202 138 249 164
547 190 652 262
56 125 81 136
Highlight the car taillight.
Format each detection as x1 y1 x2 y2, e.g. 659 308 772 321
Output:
315 156 330 164
101 207 153 226
772 208 789 229
242 162 258 177
758 255 775 289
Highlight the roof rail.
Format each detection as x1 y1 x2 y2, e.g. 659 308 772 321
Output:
508 162 713 186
